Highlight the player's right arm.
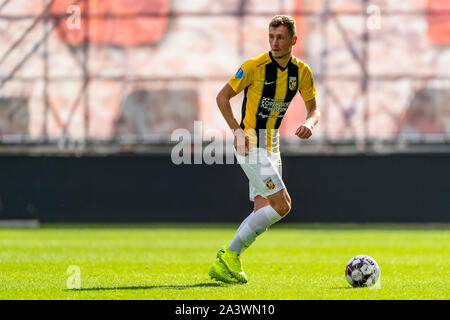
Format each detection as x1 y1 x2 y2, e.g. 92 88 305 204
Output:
216 62 254 156
216 84 240 131
216 84 249 156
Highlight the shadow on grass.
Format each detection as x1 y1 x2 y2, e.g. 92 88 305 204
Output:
43 223 239 230
43 223 450 231
67 282 231 292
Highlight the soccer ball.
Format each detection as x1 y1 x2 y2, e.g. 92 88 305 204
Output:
345 255 380 288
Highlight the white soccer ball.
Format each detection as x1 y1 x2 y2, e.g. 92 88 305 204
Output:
345 255 380 287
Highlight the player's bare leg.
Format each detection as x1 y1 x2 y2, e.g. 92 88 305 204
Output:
254 189 291 216
253 195 269 212
266 188 291 217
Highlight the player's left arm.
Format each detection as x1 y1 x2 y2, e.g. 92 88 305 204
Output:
295 98 320 139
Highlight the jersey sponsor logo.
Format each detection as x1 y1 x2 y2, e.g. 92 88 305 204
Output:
264 80 276 85
264 177 275 190
235 68 244 79
289 76 297 90
257 112 283 119
259 97 290 113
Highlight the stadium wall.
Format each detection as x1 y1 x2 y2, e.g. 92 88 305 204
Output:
0 154 449 223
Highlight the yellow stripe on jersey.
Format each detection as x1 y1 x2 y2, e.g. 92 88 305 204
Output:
227 51 316 152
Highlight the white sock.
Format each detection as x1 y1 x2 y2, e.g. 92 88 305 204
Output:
236 212 253 234
228 205 282 253
228 212 253 252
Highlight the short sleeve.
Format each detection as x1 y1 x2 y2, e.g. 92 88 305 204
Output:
227 60 254 95
298 65 316 102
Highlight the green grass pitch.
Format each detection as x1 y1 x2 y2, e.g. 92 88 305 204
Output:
0 223 448 300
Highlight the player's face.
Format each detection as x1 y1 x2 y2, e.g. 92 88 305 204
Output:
269 26 297 59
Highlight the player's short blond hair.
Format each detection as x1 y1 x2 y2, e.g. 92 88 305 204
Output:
269 15 296 38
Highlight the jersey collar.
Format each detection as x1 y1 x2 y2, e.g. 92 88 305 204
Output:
269 51 292 71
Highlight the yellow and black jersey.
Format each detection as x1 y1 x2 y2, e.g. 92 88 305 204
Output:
228 51 316 152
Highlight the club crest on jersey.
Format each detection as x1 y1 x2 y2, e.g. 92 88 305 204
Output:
289 76 297 90
264 177 275 190
235 68 244 79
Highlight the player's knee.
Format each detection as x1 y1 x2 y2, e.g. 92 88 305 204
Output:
273 200 291 217
281 201 291 216
268 190 291 216
281 192 292 216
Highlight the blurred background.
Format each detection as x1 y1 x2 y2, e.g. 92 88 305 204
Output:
0 0 449 223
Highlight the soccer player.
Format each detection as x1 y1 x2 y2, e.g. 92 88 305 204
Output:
208 15 320 283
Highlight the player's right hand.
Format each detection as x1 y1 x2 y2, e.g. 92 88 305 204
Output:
295 124 313 139
233 129 249 156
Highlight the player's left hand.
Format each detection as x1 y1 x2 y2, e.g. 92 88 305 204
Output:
295 125 312 139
